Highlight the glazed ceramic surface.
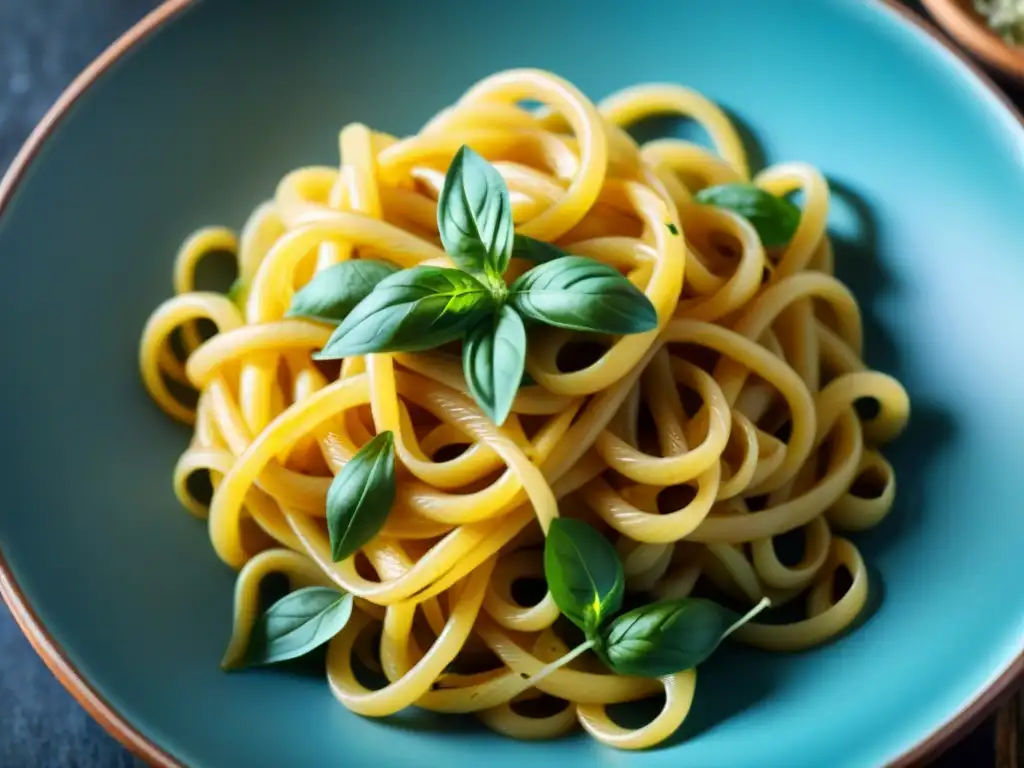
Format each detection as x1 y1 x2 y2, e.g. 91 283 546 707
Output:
1 1 1023 766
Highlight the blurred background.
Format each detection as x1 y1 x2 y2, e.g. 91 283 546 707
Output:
0 1 1013 766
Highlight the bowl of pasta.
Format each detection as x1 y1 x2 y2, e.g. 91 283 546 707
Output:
921 0 1024 80
1 0 1023 766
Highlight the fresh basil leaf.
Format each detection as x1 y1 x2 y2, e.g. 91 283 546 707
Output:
510 256 658 335
544 517 624 635
226 277 245 305
243 586 353 667
326 431 396 562
600 597 735 677
666 222 679 235
511 234 566 265
462 305 526 427
315 267 493 359
694 183 800 247
437 145 514 278
287 259 399 324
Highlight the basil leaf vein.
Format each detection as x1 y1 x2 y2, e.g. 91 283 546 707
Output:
316 266 493 358
437 145 514 278
326 431 396 562
510 256 658 335
694 183 800 247
600 597 735 677
544 517 624 635
243 586 353 667
462 305 526 427
287 259 400 324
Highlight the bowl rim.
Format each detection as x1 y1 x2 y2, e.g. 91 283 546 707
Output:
920 0 1024 80
0 0 1021 765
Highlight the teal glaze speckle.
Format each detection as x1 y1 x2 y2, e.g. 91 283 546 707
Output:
1 1 1023 766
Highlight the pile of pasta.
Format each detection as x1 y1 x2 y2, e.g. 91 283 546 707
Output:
140 68 909 748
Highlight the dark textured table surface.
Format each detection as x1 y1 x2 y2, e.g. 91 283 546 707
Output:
0 1 1012 766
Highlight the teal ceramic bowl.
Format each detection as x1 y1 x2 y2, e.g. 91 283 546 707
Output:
2 1 1024 765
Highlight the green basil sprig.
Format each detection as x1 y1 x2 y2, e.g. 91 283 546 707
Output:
288 259 399 324
437 145 514 279
694 183 800 247
315 267 493 359
326 431 396 562
543 517 623 635
290 143 659 428
511 233 565 265
510 256 658 335
600 598 739 677
516 518 770 690
463 305 527 427
239 586 353 668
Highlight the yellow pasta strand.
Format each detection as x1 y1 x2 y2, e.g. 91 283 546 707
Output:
138 69 909 750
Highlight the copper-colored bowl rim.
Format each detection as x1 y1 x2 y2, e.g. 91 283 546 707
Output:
920 0 1024 80
0 0 1021 765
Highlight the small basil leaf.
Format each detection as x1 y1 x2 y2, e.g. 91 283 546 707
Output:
287 259 400 324
511 234 566 265
315 267 493 359
327 431 396 562
226 277 245 305
600 597 735 677
243 587 353 667
462 305 526 427
544 517 624 635
437 145 514 277
510 256 658 335
694 183 800 247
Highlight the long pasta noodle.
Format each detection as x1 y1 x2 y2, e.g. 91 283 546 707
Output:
139 68 909 749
